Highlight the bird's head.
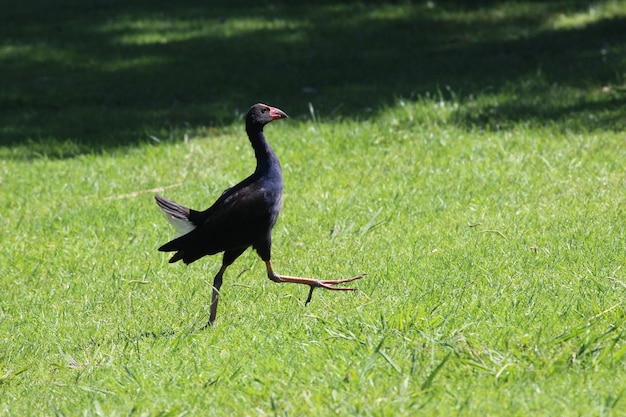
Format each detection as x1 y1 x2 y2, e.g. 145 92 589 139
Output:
246 103 288 129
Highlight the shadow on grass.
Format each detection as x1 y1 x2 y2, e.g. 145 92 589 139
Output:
0 0 624 157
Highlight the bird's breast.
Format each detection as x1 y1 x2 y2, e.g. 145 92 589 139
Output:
261 180 283 227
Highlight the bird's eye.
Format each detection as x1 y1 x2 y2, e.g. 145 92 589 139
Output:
262 107 268 113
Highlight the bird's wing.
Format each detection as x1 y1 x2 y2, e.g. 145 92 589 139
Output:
159 179 278 255
198 180 277 238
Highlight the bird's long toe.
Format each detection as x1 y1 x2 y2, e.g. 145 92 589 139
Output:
318 273 366 286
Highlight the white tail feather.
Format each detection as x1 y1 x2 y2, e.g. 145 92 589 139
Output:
164 213 196 237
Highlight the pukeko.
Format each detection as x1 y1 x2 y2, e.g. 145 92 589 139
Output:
156 103 364 325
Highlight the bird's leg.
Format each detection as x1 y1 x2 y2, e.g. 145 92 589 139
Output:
208 264 227 326
265 260 365 305
205 248 246 327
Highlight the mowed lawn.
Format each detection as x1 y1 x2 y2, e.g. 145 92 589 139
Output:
1 1 625 415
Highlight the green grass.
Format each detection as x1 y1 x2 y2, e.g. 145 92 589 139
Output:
2 1 626 415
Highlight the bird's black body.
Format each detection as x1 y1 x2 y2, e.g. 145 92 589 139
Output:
156 103 363 326
156 104 284 264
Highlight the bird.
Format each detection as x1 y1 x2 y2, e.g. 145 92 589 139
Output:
155 103 364 326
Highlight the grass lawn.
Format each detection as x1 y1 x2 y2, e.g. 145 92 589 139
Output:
1 1 625 415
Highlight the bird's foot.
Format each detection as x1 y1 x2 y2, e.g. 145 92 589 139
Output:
303 274 366 304
266 266 365 305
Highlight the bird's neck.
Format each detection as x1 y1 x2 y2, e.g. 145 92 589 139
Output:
248 128 282 177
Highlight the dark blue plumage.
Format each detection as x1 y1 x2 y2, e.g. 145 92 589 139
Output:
156 103 364 326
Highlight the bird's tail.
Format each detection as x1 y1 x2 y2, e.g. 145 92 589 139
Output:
155 194 196 236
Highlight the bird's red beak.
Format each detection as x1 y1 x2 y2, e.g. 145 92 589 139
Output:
269 106 288 120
